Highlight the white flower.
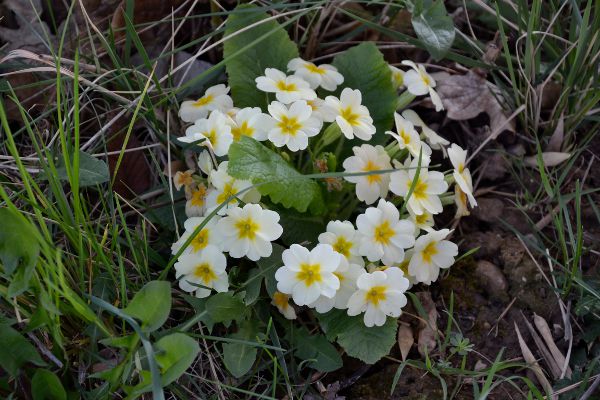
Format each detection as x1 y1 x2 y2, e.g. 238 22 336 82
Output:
347 267 409 327
356 199 415 265
448 144 477 208
408 209 435 234
255 68 316 104
308 257 365 313
318 220 363 266
454 186 471 218
322 88 376 141
288 57 344 91
389 65 405 89
402 61 443 112
178 110 233 157
389 157 448 215
179 84 233 122
205 161 260 215
173 170 194 191
408 229 458 285
197 151 214 176
274 244 341 306
185 184 208 217
386 112 432 159
266 100 322 151
171 216 222 255
402 109 449 150
272 291 297 320
228 107 271 142
306 98 328 122
216 203 283 261
174 245 229 298
342 144 392 205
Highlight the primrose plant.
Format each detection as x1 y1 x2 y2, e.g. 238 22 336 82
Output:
169 5 477 371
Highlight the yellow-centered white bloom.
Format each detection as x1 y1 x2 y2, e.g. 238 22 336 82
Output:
408 229 458 285
395 251 418 289
178 110 233 157
205 161 260 215
386 112 432 159
308 257 365 313
174 245 229 298
342 144 392 205
174 170 194 191
402 109 449 150
197 150 214 176
185 184 208 217
216 203 283 261
274 244 341 306
171 216 222 255
389 157 448 215
322 88 376 141
408 209 435 234
347 267 409 327
272 291 297 320
227 107 271 142
287 57 344 91
255 68 316 104
179 84 233 122
306 98 329 122
389 65 405 89
266 100 322 151
454 186 471 218
402 60 444 112
318 220 364 266
448 144 477 208
356 199 416 265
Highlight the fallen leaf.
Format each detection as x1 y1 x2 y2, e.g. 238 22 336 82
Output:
521 313 562 379
435 70 515 135
533 314 572 379
111 0 187 43
524 152 571 167
514 322 556 399
397 324 414 361
416 292 438 357
546 115 564 152
0 0 56 52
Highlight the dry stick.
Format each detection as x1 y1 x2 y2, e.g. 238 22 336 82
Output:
198 322 227 400
520 312 562 379
579 374 600 400
487 296 517 336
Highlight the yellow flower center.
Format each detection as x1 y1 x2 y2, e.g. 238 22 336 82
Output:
458 162 464 173
333 236 353 258
362 160 382 184
277 115 302 136
333 271 345 282
340 106 360 126
415 213 429 225
393 71 403 86
235 217 259 240
305 63 326 75
175 171 193 188
307 99 318 111
420 71 431 87
191 229 210 252
193 94 214 107
273 292 290 308
216 181 238 205
193 263 217 284
374 220 395 245
190 185 207 207
276 80 297 92
408 178 428 200
399 129 411 144
365 285 387 305
421 242 438 263
296 263 322 286
204 129 217 146
231 121 254 141
398 260 410 275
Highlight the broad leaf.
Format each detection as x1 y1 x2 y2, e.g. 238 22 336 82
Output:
0 208 40 297
278 208 325 246
332 42 397 148
155 333 200 386
228 136 325 213
293 328 342 372
31 369 67 400
222 321 260 378
256 243 285 296
56 150 109 187
205 292 247 323
124 281 171 332
411 0 455 60
319 310 398 364
223 4 299 110
243 268 263 305
0 324 45 375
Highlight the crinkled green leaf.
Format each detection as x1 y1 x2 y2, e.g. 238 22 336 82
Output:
411 0 455 60
293 328 342 372
56 150 109 187
223 4 299 110
205 292 247 324
332 42 396 147
124 281 171 332
228 136 325 214
0 323 45 376
31 369 67 400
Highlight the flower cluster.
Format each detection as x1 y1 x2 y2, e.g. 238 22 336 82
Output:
171 57 477 327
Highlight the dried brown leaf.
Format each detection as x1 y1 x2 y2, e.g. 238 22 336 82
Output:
397 324 414 361
546 115 564 152
416 292 438 357
514 323 555 399
533 314 572 379
524 152 571 167
0 0 55 52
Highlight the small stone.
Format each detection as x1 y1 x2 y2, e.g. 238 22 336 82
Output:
471 198 504 223
461 231 503 258
475 260 508 299
500 236 525 268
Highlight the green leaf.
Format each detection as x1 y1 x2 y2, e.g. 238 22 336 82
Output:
155 333 200 386
293 328 342 372
278 208 325 246
411 0 455 60
319 310 397 364
223 4 299 110
0 324 45 375
124 281 171 332
332 42 397 147
31 369 67 400
222 341 257 378
56 150 109 187
0 208 40 296
205 292 247 324
228 136 325 213
243 268 263 305
256 243 285 296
